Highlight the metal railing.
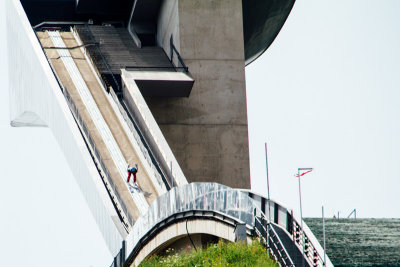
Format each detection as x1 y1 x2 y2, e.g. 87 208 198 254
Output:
63 87 135 227
73 25 177 190
124 183 295 266
33 24 323 266
33 21 87 30
75 26 174 190
36 27 136 228
124 66 188 72
244 191 327 267
34 26 136 229
108 89 170 190
292 219 324 266
170 35 188 72
124 36 189 72
84 23 121 92
73 24 121 93
109 241 126 267
34 25 140 229
254 210 295 266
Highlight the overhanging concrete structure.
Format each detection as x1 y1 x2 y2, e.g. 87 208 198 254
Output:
123 70 194 97
4 0 333 266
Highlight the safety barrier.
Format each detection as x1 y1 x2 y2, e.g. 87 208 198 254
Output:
73 25 175 191
244 191 329 267
109 241 126 267
108 89 168 191
49 30 149 213
63 87 135 227
124 183 295 266
254 214 294 266
32 27 136 229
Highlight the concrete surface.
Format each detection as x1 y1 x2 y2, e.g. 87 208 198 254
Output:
123 70 193 97
157 0 180 66
147 0 251 189
38 31 161 221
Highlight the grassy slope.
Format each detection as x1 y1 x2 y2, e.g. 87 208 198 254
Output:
140 239 278 267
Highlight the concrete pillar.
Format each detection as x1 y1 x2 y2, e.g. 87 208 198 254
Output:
149 0 250 189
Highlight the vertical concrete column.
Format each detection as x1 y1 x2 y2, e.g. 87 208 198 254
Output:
149 0 250 189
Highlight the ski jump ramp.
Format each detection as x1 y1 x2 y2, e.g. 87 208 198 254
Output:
6 0 332 266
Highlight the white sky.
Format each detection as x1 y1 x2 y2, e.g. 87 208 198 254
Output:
247 0 400 219
1 1 399 266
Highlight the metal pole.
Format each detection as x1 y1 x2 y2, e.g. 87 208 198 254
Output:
322 206 326 266
265 143 272 248
291 210 295 257
170 161 174 188
265 143 271 221
298 169 305 267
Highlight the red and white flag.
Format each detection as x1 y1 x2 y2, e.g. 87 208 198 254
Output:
295 170 312 177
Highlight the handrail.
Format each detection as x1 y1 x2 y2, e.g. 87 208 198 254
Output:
124 183 294 266
41 43 98 50
292 219 324 266
48 29 149 213
110 241 126 267
169 36 188 73
33 20 87 29
125 183 254 259
71 26 113 93
76 24 121 93
254 211 295 266
72 25 175 191
32 28 135 229
63 87 135 228
269 224 295 266
108 89 171 190
244 190 329 267
124 66 188 72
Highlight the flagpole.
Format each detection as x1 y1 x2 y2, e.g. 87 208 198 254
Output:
322 206 327 266
298 168 305 267
297 167 313 267
265 143 271 248
265 144 271 220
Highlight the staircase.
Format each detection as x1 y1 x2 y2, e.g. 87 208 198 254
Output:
75 25 174 75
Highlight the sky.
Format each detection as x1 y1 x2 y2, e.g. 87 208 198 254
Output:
247 0 400 219
1 1 400 266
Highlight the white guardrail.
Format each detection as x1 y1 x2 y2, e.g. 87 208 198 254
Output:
243 190 334 267
48 31 149 214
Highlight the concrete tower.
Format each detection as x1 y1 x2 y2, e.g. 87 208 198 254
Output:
127 0 295 188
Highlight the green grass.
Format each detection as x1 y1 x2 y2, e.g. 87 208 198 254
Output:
139 239 278 267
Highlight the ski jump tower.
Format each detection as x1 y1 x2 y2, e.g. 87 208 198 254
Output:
6 0 333 266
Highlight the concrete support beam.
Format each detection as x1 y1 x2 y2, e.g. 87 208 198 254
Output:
149 0 250 188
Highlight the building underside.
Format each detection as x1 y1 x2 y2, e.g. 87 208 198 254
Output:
6 0 333 266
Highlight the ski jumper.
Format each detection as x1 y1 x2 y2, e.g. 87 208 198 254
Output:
127 166 138 183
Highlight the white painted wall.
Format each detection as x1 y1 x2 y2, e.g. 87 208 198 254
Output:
6 0 123 256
